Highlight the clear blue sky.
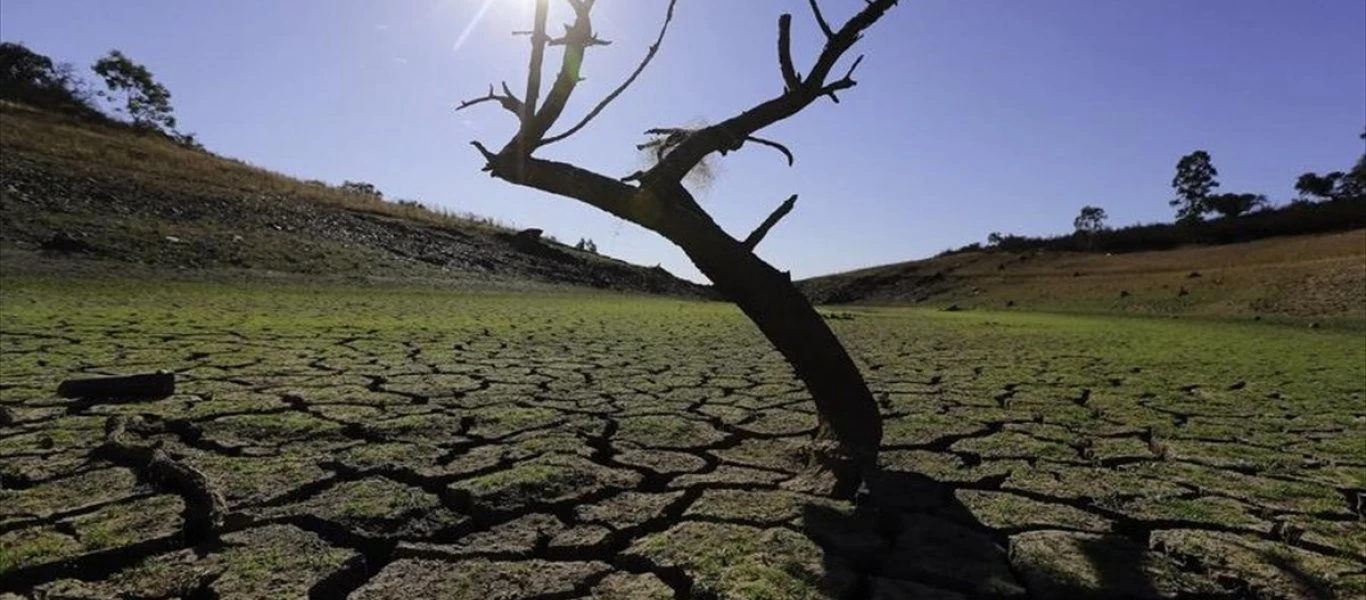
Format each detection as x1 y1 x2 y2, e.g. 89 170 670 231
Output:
3 1 1363 282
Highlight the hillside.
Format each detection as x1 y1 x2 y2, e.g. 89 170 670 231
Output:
798 230 1366 320
0 102 705 296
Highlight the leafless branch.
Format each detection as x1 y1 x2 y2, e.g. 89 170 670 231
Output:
642 0 898 187
457 82 525 116
519 0 603 147
743 194 798 251
817 54 864 103
777 14 801 91
808 0 835 39
514 0 552 152
740 135 794 166
541 0 680 147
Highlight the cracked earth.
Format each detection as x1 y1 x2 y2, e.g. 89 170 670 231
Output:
1 287 1363 599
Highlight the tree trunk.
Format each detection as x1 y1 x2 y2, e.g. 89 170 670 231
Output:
656 195 883 495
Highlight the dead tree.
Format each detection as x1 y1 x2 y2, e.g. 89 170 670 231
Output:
459 0 899 494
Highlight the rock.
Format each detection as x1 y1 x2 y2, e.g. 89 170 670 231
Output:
1119 290 1130 298
1009 530 1220 599
1187 271 1202 278
165 235 183 243
942 304 962 312
515 227 544 241
39 232 95 253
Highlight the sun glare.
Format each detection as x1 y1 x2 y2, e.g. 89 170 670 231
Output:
451 0 501 54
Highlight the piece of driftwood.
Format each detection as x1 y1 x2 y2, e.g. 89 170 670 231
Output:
56 371 175 399
94 416 226 543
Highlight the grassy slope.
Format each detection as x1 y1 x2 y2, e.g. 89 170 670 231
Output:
799 230 1366 322
0 102 704 296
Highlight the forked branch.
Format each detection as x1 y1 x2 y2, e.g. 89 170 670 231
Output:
643 0 897 186
541 0 680 146
456 82 524 117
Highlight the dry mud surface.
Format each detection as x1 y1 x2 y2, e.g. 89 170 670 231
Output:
1 285 1363 599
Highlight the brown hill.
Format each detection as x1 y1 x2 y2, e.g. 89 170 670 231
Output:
798 230 1366 320
0 102 706 296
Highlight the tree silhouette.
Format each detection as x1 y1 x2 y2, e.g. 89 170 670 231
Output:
1170 150 1219 222
0 41 98 116
457 0 900 493
92 49 176 133
1205 193 1266 219
340 181 383 199
1073 206 1107 234
1073 206 1107 250
1294 172 1341 202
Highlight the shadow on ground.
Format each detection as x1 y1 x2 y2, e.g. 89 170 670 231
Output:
803 469 1204 599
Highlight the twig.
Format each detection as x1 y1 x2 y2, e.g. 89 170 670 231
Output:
743 194 798 250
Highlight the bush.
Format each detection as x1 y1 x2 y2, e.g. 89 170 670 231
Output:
0 41 103 120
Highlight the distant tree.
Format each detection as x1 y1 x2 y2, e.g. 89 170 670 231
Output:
1171 150 1219 222
1073 206 1107 234
574 237 599 253
1337 128 1366 201
1072 205 1108 250
339 181 383 199
986 232 1004 247
0 41 97 114
91 50 176 132
1205 193 1266 219
1294 172 1340 202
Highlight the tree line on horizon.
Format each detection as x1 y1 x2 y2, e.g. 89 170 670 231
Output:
966 138 1366 257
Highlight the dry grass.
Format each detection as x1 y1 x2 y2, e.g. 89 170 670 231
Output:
0 102 515 236
804 230 1366 320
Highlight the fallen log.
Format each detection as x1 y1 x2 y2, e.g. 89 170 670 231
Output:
57 371 175 399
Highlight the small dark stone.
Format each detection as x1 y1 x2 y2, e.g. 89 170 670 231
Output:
1119 290 1130 298
39 232 95 253
942 304 962 312
1187 271 1202 278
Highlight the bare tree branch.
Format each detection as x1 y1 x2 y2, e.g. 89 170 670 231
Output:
642 0 897 187
519 0 604 148
457 82 525 117
808 0 835 39
739 135 794 166
743 194 797 251
817 54 864 103
777 14 801 91
514 0 552 153
541 0 680 147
